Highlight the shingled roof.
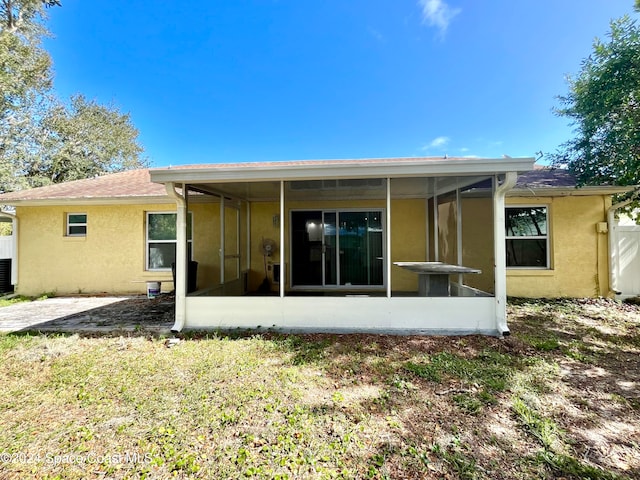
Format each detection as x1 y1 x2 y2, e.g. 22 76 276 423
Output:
515 167 577 189
0 161 628 205
0 169 167 203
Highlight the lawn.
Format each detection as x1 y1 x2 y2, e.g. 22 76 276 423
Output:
0 299 638 479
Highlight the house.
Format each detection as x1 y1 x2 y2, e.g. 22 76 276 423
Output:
0 157 634 336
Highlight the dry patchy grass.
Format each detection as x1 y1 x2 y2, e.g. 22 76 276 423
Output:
0 298 638 479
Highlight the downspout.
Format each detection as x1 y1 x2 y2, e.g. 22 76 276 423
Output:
493 172 518 336
0 211 18 287
165 183 187 332
607 190 640 295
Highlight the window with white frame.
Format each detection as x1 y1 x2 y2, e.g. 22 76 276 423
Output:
505 206 549 268
146 212 193 270
66 213 87 236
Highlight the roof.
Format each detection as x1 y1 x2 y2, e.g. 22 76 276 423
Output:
512 167 635 196
0 158 633 206
150 156 535 184
0 169 169 205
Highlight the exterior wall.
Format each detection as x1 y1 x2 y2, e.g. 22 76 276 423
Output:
13 193 613 299
461 197 495 293
15 202 219 296
505 195 611 298
391 199 426 291
248 201 282 291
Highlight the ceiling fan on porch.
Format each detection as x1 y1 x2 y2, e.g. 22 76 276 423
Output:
258 238 277 293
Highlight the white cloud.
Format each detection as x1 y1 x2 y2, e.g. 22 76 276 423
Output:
417 0 461 36
428 136 450 149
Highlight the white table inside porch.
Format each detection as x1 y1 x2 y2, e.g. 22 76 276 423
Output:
394 262 482 297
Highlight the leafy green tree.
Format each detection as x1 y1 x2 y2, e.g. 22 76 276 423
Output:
34 95 145 184
553 15 640 191
0 0 146 193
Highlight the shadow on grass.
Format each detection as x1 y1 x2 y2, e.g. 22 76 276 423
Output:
4 297 637 478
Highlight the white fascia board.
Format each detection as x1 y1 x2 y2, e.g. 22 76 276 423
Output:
150 158 536 184
1 196 174 207
509 186 636 197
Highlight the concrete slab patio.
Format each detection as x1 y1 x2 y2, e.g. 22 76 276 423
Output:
0 295 174 334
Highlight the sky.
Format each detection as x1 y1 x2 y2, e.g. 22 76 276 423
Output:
43 0 635 168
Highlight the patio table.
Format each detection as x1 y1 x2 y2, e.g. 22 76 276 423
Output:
394 262 481 296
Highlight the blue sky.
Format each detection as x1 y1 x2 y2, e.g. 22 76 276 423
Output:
44 0 634 167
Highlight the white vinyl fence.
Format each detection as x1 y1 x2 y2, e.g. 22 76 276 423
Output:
613 224 640 298
0 235 13 259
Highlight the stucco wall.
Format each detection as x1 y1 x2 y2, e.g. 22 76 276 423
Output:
505 195 611 298
13 193 613 298
461 197 495 293
15 202 219 296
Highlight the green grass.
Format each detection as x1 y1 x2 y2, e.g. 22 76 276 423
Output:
0 292 55 308
0 299 638 479
0 295 30 308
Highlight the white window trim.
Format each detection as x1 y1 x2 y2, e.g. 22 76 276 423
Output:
505 204 550 269
66 213 87 237
146 211 193 271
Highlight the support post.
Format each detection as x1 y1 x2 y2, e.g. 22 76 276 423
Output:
280 180 285 298
433 178 439 261
165 183 188 332
456 187 463 284
220 195 225 285
236 203 241 280
386 177 392 298
493 172 517 336
246 201 251 273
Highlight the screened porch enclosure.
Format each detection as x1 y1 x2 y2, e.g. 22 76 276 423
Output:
181 175 496 298
151 157 532 335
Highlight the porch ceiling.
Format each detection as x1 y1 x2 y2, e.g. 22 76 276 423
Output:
188 175 495 202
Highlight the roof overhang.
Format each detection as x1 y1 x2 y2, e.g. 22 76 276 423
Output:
509 185 637 197
150 157 536 185
1 195 175 207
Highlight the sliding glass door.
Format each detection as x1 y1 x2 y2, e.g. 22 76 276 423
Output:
291 210 384 288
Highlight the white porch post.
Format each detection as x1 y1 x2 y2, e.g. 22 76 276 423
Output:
236 203 241 279
456 187 463 285
280 180 285 298
386 177 392 298
246 201 251 273
433 178 439 261
165 182 188 331
220 195 225 285
493 172 517 335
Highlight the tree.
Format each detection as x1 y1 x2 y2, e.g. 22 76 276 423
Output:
33 95 144 184
0 0 146 194
553 15 640 191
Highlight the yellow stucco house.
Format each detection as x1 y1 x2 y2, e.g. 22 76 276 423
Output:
0 157 634 336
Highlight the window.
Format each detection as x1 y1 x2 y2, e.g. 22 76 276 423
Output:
506 206 549 268
146 212 193 270
67 213 87 236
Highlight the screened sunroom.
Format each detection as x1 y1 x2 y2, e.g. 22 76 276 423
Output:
150 157 534 335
